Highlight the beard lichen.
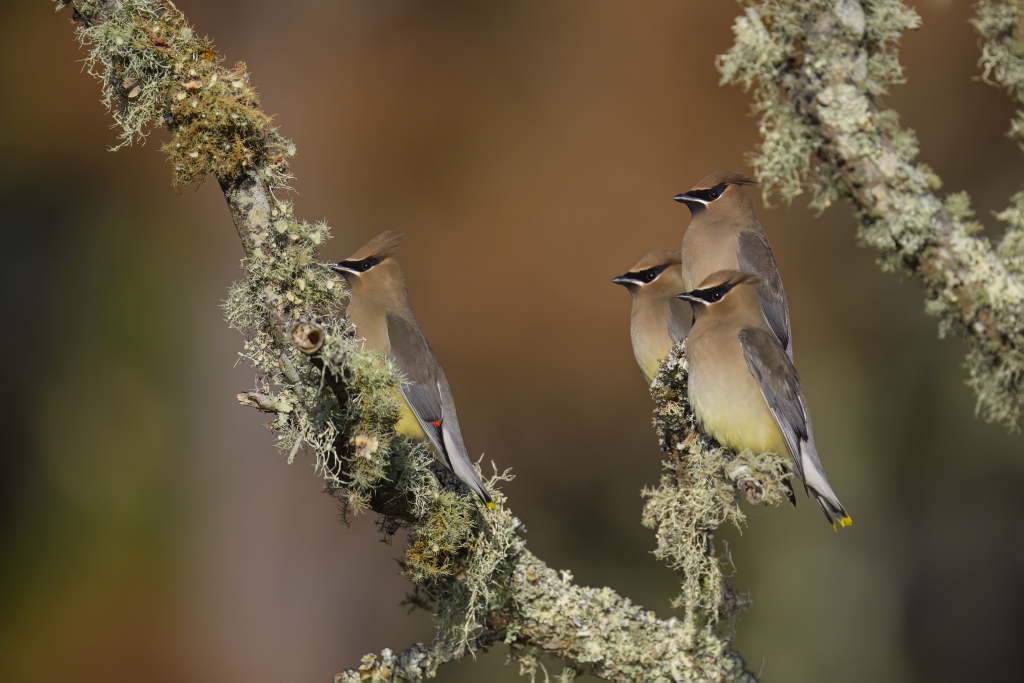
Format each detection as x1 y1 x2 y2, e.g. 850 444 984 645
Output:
718 0 1024 426
996 191 1024 280
974 0 1024 142
716 0 921 212
647 344 792 628
61 0 294 188
975 1 1024 284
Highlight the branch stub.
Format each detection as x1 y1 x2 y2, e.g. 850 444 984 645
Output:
292 321 325 354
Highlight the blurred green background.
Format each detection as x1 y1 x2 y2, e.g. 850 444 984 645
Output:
2 1 1022 681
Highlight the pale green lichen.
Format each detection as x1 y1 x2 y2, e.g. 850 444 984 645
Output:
974 0 1024 128
996 191 1024 279
716 0 919 208
220 198 374 494
339 347 784 681
503 548 755 683
719 0 1024 426
371 340 787 680
647 344 791 625
428 473 519 648
975 1 1024 285
62 0 294 188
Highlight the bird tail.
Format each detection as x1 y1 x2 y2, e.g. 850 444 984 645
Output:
782 476 797 507
445 435 495 510
812 491 851 532
454 458 494 509
799 442 851 532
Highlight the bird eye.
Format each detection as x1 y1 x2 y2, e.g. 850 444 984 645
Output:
708 189 720 200
710 291 723 302
361 261 372 271
646 271 657 282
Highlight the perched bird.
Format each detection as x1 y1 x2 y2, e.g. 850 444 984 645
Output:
678 270 850 531
332 232 493 508
674 171 793 359
611 249 693 384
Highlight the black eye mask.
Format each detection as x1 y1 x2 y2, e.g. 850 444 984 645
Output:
335 256 382 272
678 279 743 305
634 264 670 284
682 182 729 203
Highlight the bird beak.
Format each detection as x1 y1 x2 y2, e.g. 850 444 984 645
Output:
612 274 639 286
676 291 702 304
673 192 708 207
331 263 359 275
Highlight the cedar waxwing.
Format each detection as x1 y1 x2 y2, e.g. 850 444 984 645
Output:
674 171 793 359
678 270 851 531
611 249 693 384
332 232 493 508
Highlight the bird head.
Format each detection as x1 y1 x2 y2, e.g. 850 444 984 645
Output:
332 231 405 292
611 248 683 299
672 171 760 216
677 269 760 319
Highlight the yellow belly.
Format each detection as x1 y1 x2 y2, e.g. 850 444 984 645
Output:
696 400 789 456
626 305 675 385
394 395 428 441
639 354 661 385
689 365 789 457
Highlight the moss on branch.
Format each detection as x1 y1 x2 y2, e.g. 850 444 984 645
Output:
719 0 1024 426
58 1 797 680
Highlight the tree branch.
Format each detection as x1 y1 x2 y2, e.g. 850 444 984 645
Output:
719 0 1024 426
974 0 1024 288
55 1 789 681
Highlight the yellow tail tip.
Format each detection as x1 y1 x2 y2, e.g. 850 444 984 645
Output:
830 522 837 533
485 501 496 510
839 516 853 528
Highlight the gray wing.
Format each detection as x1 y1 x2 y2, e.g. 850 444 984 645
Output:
738 230 792 358
386 314 451 467
667 297 693 344
738 327 808 478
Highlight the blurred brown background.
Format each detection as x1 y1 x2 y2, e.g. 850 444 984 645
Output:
1 1 1022 681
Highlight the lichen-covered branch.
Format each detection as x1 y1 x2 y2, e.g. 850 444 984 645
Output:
340 348 787 683
56 1 790 681
975 0 1024 145
974 0 1024 284
719 0 1024 426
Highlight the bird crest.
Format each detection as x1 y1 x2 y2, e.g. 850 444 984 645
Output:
688 170 760 190
347 230 405 262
